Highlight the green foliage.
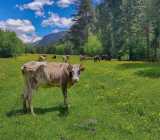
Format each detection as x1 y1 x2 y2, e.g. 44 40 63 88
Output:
95 0 160 60
25 44 36 54
69 0 95 51
0 30 24 57
84 35 103 56
55 44 65 54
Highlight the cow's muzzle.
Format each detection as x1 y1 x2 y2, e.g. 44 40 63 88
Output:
72 77 79 83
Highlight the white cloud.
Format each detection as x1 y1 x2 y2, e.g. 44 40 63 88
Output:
52 29 61 33
0 19 42 43
57 0 76 8
42 13 73 28
16 0 54 17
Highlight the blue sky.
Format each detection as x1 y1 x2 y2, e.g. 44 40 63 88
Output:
0 0 99 43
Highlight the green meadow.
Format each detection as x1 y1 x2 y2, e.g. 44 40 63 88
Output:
0 54 160 140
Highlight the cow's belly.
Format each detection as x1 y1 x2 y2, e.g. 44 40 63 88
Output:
39 81 61 88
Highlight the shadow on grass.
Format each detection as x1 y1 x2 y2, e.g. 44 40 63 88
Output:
118 63 150 69
136 68 160 79
6 105 69 117
118 62 160 79
117 62 160 79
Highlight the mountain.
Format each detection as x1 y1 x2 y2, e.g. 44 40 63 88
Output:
34 31 67 46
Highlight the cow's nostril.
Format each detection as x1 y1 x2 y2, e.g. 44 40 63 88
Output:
73 78 79 82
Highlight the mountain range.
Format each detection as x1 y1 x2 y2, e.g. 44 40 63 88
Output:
33 31 67 46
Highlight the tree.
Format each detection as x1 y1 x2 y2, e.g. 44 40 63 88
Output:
95 0 150 60
84 35 103 56
0 30 24 57
69 0 95 53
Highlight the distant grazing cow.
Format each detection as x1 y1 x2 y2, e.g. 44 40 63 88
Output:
21 61 85 115
42 54 47 57
62 55 69 63
80 55 85 61
94 55 101 62
38 55 47 61
52 55 56 59
101 54 111 61
80 55 93 61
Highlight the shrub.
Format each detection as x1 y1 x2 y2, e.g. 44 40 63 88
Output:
55 44 65 54
84 35 103 56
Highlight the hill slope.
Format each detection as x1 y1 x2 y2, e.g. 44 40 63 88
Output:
34 31 67 46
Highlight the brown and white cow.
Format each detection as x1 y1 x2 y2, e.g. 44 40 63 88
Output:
21 61 85 115
80 55 93 61
62 55 69 63
38 55 47 61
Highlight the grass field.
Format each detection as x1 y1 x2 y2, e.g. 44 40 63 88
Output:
0 54 160 140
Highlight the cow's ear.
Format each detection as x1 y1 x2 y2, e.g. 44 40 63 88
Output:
80 64 85 71
36 63 46 71
67 64 73 72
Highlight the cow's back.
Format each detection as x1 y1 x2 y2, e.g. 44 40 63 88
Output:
41 63 70 86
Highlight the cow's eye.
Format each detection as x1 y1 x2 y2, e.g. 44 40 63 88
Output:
78 70 80 75
69 71 73 77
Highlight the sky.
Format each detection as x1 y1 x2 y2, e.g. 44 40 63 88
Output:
0 0 100 43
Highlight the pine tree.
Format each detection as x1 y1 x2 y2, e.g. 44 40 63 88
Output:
69 0 95 54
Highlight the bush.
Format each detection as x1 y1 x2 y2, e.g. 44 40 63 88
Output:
25 44 36 54
0 30 24 57
84 35 103 56
55 44 65 54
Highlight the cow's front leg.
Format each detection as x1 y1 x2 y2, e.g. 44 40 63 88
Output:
62 86 68 109
22 96 27 113
22 87 28 113
28 93 36 116
26 85 36 116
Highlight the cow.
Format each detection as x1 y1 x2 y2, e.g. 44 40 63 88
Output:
80 55 85 61
38 55 47 61
101 54 111 61
52 55 57 59
80 55 93 61
62 55 69 63
21 61 85 116
94 55 101 62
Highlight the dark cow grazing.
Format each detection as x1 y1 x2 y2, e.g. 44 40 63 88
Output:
52 55 56 59
101 54 111 61
21 61 85 116
94 55 101 62
62 55 69 63
38 55 47 61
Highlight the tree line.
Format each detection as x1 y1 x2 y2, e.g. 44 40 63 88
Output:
94 0 160 61
63 0 159 60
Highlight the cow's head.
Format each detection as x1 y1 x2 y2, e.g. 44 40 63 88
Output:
68 64 85 83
